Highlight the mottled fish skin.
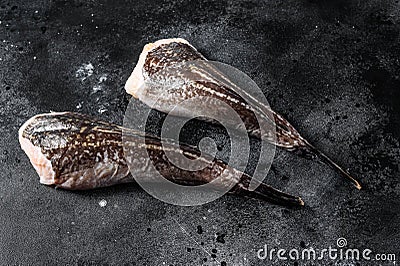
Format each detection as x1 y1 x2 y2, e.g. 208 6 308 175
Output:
135 40 296 148
125 38 361 189
19 112 304 206
19 112 131 189
143 41 206 76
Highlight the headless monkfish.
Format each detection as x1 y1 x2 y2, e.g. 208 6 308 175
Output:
125 38 361 190
19 112 304 206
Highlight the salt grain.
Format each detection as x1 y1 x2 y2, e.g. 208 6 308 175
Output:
98 105 107 114
99 74 107 83
99 199 107 207
76 63 94 81
93 85 102 93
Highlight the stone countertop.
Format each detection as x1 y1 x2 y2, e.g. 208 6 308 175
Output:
0 0 399 265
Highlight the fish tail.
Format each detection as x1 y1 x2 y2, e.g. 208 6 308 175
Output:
301 141 362 190
233 182 304 207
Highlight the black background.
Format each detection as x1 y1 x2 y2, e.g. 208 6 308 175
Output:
1 0 399 265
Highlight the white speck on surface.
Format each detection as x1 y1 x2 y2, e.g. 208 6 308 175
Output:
34 10 38 13
92 85 102 93
99 199 107 207
99 74 107 83
71 222 75 225
33 56 37 60
76 102 82 109
98 105 107 114
76 63 94 81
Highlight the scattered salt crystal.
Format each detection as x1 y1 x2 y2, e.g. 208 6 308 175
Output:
99 74 107 83
76 63 94 81
99 199 107 207
98 106 107 114
93 85 102 92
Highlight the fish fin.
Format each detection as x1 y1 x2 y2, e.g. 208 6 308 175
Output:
233 182 304 207
300 141 362 190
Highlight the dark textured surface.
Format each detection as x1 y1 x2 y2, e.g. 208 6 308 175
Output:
1 0 400 265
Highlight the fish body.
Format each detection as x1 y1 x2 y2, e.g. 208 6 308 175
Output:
19 112 303 206
125 38 361 189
